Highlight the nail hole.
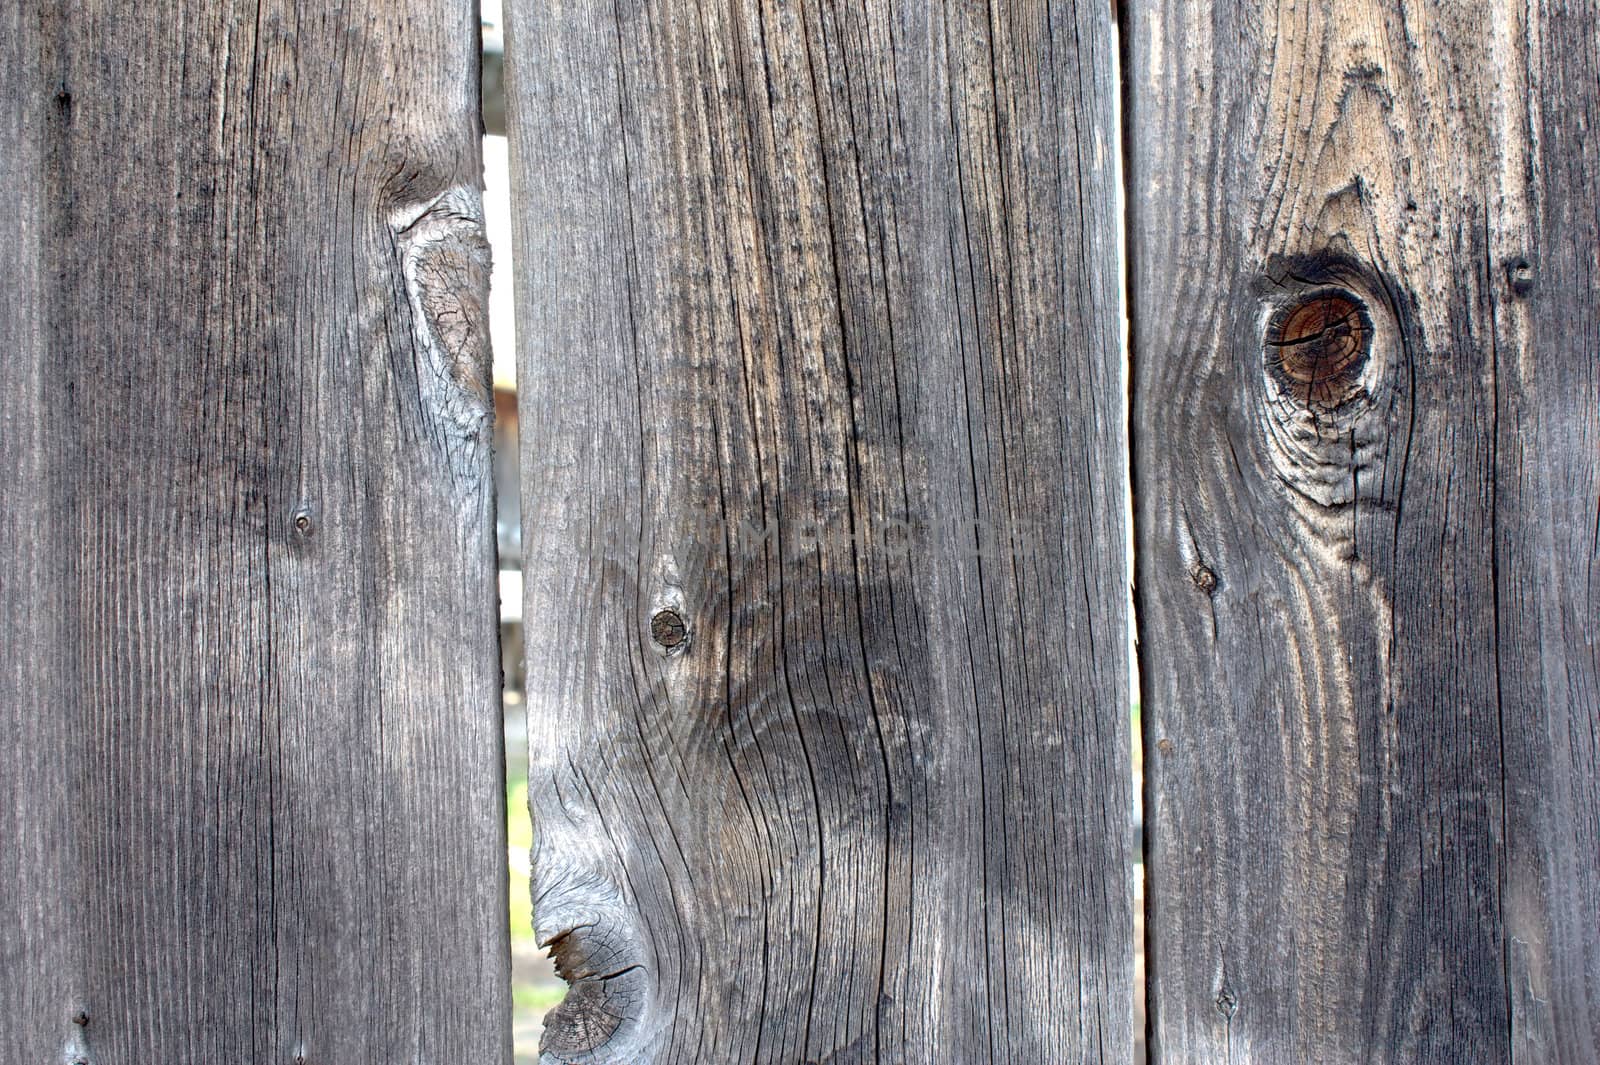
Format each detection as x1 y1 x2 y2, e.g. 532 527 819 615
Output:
1506 257 1535 296
1264 289 1371 408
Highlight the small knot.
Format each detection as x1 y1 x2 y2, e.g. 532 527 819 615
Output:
1505 257 1535 296
291 505 315 537
1215 986 1238 1019
650 609 688 652
1189 562 1218 596
71 1010 89 1027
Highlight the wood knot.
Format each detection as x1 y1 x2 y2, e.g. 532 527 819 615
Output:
71 1011 89 1027
650 609 687 651
291 505 315 537
542 981 622 1057
1506 257 1535 296
539 923 648 1061
390 187 494 446
1189 562 1218 596
1264 289 1371 408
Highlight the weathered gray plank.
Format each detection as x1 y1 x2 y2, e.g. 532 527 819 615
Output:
0 4 510 1062
508 2 1129 1061
1128 0 1600 1060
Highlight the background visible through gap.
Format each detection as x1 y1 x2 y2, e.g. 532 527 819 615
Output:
481 7 564 1061
479 6 1145 1061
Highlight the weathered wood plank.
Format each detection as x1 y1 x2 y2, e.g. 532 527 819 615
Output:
508 2 1129 1061
1128 0 1600 1059
0 4 510 1062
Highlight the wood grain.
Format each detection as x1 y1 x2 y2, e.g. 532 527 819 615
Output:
1127 0 1600 1059
0 3 510 1062
507 2 1129 1061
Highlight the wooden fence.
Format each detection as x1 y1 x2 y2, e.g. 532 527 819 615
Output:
2 1 1595 1063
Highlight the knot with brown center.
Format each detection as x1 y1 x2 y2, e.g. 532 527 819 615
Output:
1264 290 1371 408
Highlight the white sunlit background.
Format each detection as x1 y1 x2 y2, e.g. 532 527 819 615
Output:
480 5 564 1062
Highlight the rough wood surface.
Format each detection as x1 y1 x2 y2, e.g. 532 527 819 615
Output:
1128 0 1600 1059
508 2 1129 1061
0 4 510 1062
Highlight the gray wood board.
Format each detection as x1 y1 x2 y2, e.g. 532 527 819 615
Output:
1127 0 1600 1060
508 1 1130 1062
0 3 510 1061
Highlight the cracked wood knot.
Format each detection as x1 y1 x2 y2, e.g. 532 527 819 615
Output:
1265 290 1371 408
650 609 687 650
